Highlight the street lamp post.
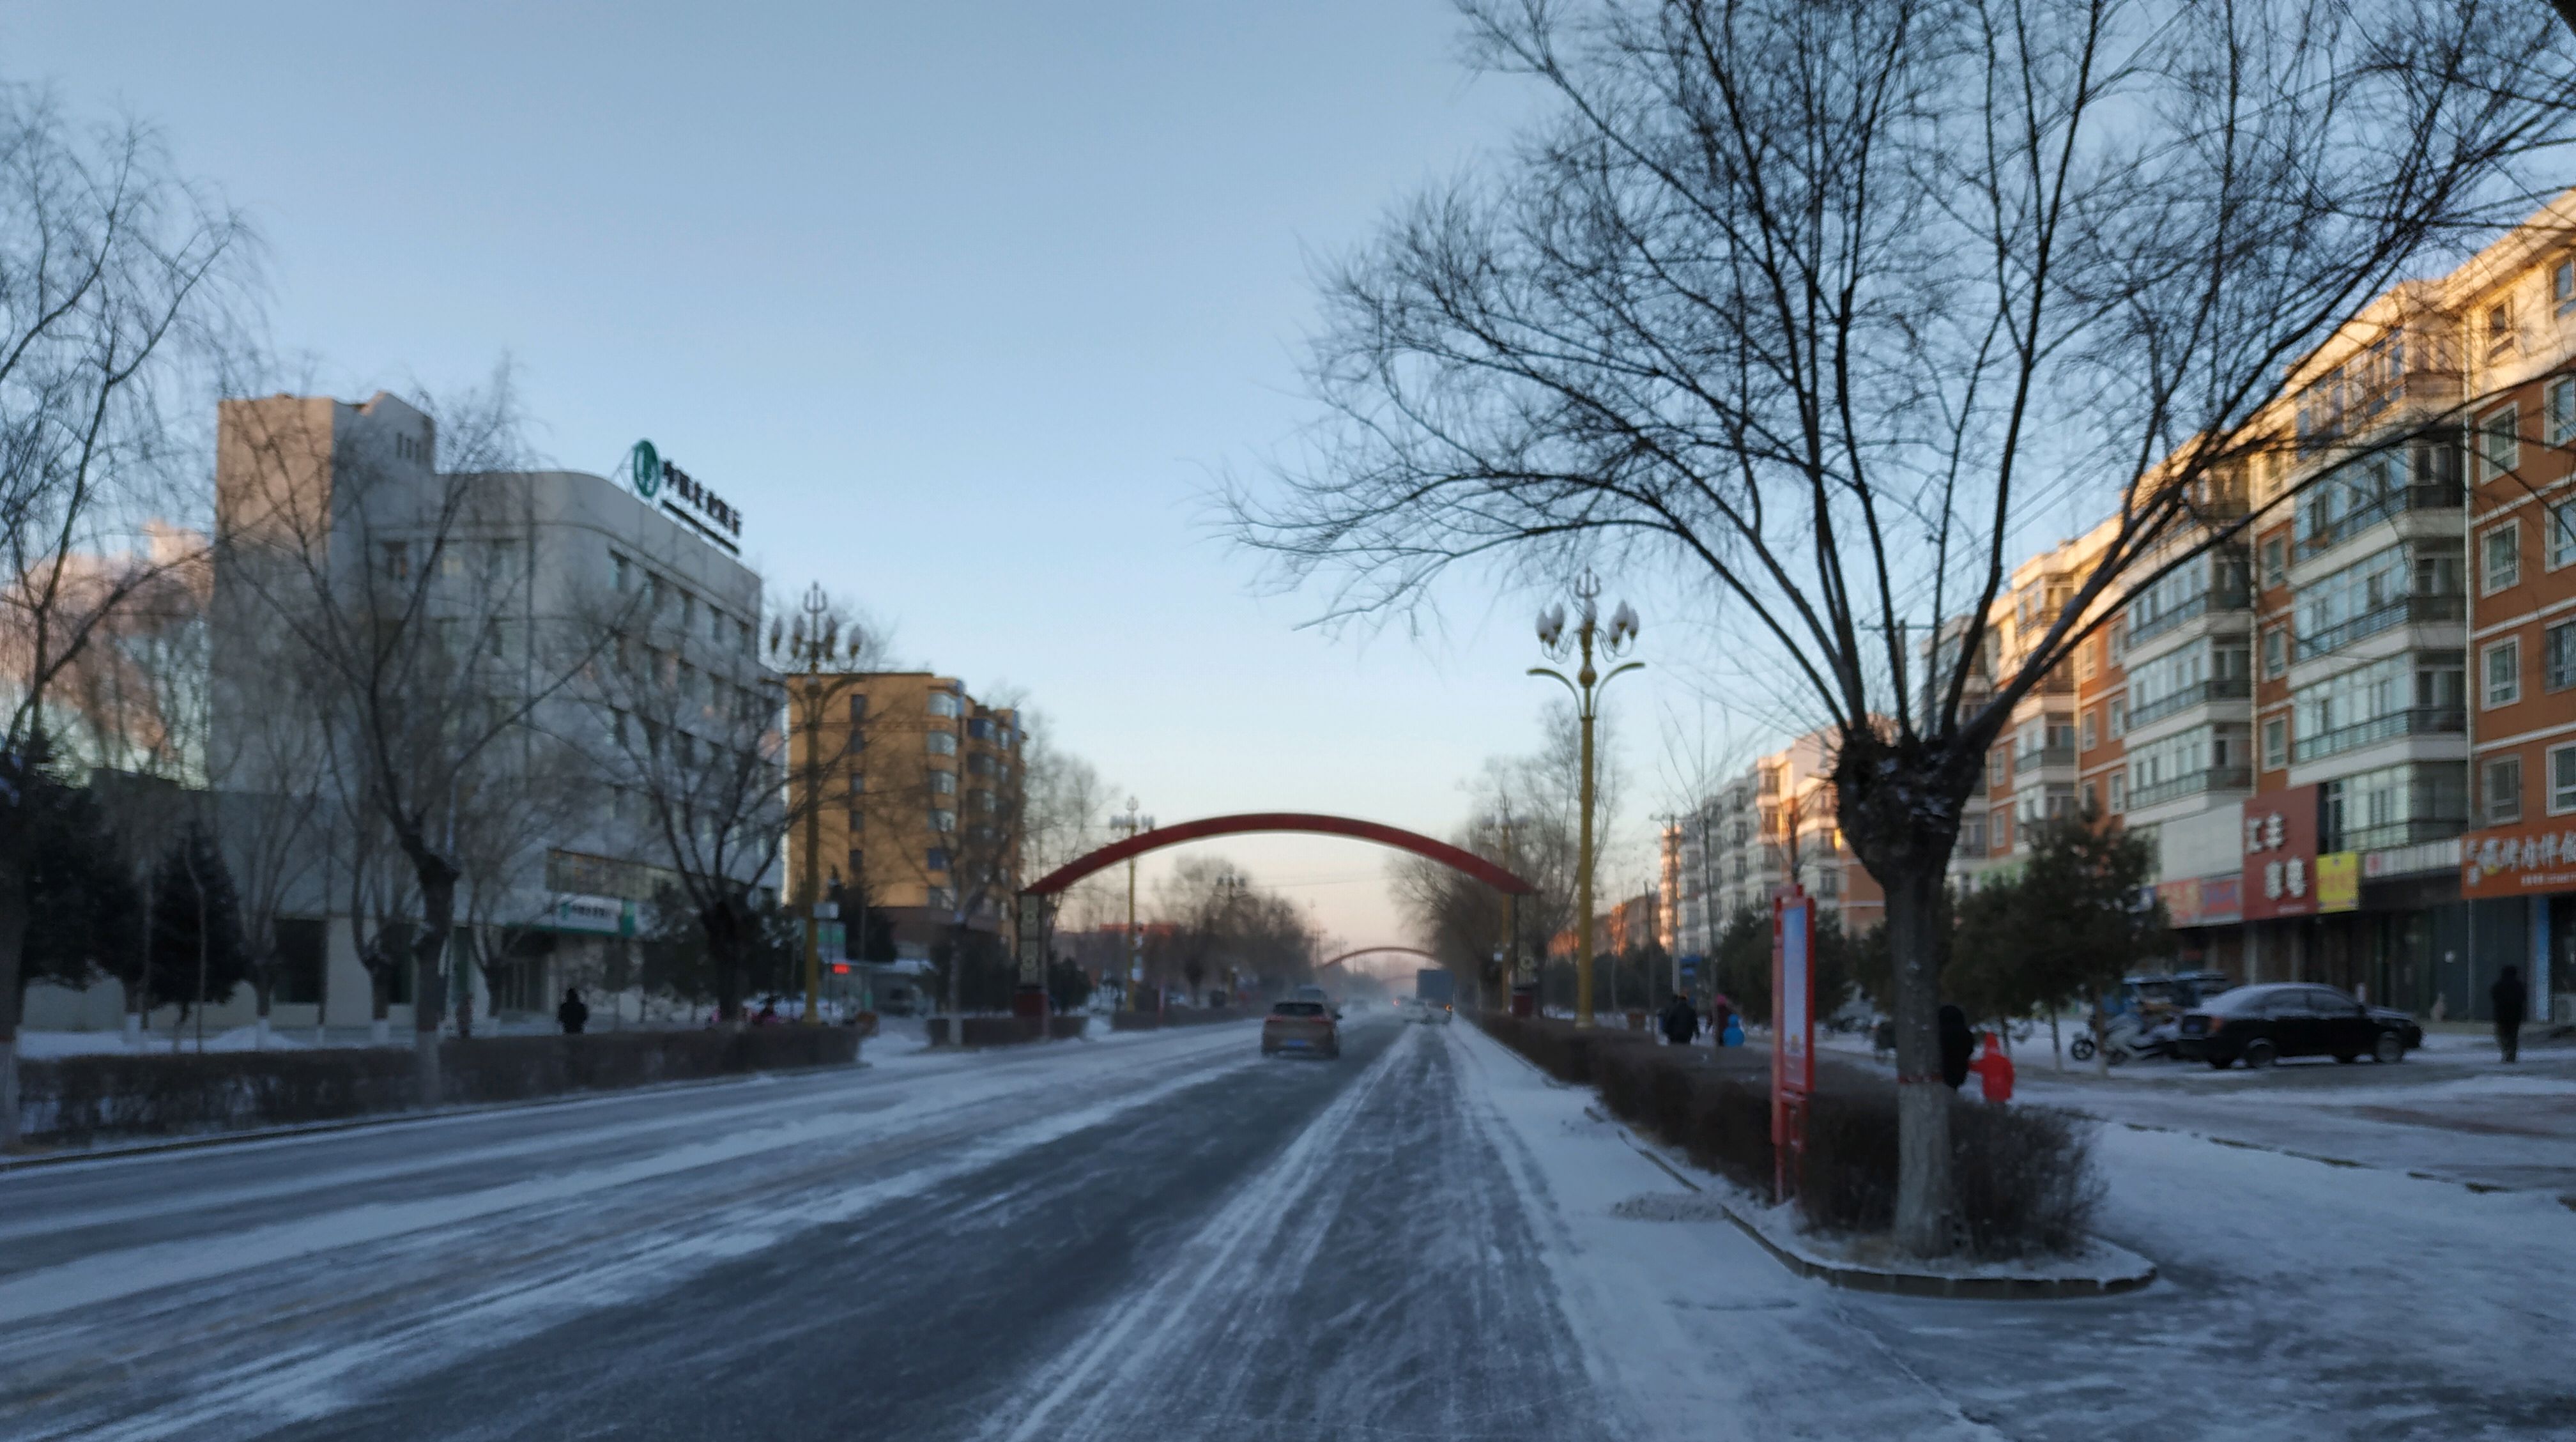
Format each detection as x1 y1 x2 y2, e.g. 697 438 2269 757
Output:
1529 571 1641 1030
768 583 870 1027
1486 804 1524 1015
1108 798 1154 1011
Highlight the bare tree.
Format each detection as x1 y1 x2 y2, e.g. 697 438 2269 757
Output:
0 90 251 1146
1235 0 2576 1254
579 578 862 1025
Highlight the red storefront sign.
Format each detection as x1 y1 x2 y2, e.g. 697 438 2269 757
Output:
2460 818 2576 899
2239 785 2321 921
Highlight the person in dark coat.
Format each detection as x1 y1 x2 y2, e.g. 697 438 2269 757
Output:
1938 1004 1975 1089
1660 993 1699 1046
2491 966 2527 1063
557 988 590 1036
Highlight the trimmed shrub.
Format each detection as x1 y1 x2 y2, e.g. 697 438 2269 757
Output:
1475 1014 2096 1258
17 1027 859 1148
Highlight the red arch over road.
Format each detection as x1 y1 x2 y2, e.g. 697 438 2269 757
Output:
1319 946 1435 970
1023 813 1535 898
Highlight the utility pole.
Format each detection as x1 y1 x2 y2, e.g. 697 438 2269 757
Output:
1530 571 1641 1029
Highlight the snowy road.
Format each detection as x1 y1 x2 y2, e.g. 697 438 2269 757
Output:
3 1016 2572 1440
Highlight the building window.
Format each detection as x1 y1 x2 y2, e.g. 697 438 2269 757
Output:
2552 378 2576 446
2482 521 2520 594
2483 755 2524 824
2480 404 2520 484
1959 817 1986 853
2557 259 2576 313
2076 640 2097 681
2552 622 2576 693
2554 746 2576 815
2108 772 2126 814
928 808 957 833
928 886 957 910
927 692 962 718
2262 627 2287 677
2261 537 2287 588
926 732 957 755
2554 502 2576 571
2108 698 2127 737
1986 751 2006 790
2487 302 2515 355
929 769 957 795
925 847 950 873
850 694 868 726
2082 710 2098 750
2485 638 2521 708
2263 716 2287 770
1815 866 1841 898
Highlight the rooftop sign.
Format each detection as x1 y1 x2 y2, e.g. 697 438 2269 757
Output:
627 439 744 545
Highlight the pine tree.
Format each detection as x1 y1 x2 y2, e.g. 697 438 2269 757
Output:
146 822 247 1022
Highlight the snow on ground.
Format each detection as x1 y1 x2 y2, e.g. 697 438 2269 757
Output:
1454 1019 2576 1439
1448 1024 2001 1441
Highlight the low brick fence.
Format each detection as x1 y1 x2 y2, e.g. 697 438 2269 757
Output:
1106 1006 1241 1032
15 1027 861 1151
924 1015 1089 1047
1476 1014 2099 1259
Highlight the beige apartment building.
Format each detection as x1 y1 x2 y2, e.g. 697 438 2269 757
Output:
1675 191 2576 1029
785 671 1025 961
1669 728 1888 960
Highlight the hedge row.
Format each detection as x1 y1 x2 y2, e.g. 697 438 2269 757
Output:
17 1027 861 1148
1478 1015 2099 1259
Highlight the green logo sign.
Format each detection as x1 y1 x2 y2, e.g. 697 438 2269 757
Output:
628 440 661 498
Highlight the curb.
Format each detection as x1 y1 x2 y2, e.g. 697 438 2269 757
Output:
1579 1105 2158 1302
0 1057 870 1174
1711 1202 2157 1301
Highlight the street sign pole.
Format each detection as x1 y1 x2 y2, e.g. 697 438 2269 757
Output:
1772 885 1816 1204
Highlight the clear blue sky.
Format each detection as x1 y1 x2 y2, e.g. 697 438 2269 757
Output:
7 1 1729 953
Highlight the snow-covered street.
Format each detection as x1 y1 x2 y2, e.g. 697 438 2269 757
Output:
2 1015 2571 1439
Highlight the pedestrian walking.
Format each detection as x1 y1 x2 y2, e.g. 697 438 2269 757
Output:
557 987 590 1036
2491 966 2527 1064
1968 1031 2015 1103
1938 1004 1975 1089
1660 993 1698 1047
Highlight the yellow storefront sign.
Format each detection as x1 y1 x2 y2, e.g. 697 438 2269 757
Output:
2314 850 2360 913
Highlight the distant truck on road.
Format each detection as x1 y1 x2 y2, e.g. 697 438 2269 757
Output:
1414 969 1454 1012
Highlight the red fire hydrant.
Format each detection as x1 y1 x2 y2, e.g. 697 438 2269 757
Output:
1969 1032 2015 1103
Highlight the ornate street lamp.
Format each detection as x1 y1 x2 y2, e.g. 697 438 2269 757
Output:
1529 571 1642 1029
768 583 871 1026
1108 797 1155 1011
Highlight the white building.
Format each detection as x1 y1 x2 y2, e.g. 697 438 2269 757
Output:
27 391 776 1034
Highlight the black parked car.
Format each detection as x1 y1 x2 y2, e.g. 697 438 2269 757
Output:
2175 984 2423 1069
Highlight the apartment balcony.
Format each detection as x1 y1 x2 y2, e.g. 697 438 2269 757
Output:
2296 593 2465 662
2128 676 2253 731
2014 745 2077 776
2291 706 2465 765
2327 816 2467 855
2127 587 2253 648
2129 765 2255 811
2295 484 2464 562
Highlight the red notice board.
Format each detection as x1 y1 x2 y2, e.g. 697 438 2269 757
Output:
1772 886 1816 1200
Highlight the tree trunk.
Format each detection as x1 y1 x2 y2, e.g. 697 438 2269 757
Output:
1834 733 1970 1261
410 856 458 1105
1882 860 1954 1257
0 861 26 1153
